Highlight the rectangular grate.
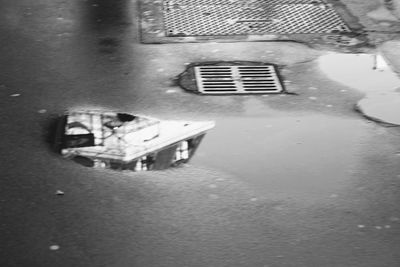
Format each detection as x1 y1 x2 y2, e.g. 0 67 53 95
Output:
163 0 351 36
194 65 284 94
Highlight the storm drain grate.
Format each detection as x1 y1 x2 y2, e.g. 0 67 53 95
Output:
194 65 284 94
163 0 351 36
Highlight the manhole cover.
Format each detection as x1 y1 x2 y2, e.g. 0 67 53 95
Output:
194 65 283 94
163 0 351 36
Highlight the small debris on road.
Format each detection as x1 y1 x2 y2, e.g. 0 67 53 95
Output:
55 190 64 196
10 94 21 97
38 109 47 114
309 96 317 100
357 224 365 228
49 245 60 251
165 89 177 94
375 226 382 230
326 104 333 108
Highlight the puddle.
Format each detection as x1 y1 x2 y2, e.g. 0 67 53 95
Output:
357 92 400 125
318 52 400 94
54 110 214 171
318 52 400 125
193 114 368 195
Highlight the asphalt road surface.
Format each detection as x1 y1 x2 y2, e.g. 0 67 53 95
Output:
1 1 400 266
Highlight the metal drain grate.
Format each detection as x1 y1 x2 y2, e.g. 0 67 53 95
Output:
163 0 351 36
194 65 284 94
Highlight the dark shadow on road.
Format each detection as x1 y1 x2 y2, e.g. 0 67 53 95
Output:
77 0 134 59
80 0 131 32
41 115 65 154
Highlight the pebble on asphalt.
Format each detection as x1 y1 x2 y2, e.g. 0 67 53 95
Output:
49 245 60 251
10 93 21 97
55 190 64 195
38 109 47 114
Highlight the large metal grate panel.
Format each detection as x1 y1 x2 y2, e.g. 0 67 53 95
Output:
194 65 283 94
163 0 351 36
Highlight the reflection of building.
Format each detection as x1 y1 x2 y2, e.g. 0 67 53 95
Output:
54 111 215 171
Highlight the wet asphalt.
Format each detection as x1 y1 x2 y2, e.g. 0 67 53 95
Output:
1 0 400 266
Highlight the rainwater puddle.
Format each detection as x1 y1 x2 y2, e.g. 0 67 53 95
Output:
318 53 400 94
193 114 367 195
318 52 400 125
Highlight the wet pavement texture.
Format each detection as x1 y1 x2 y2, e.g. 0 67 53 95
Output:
1 0 400 266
